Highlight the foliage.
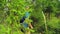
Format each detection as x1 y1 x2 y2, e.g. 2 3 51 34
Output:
0 0 60 34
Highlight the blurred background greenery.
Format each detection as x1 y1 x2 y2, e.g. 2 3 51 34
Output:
0 0 60 34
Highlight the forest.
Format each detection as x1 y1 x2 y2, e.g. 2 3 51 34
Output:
0 0 60 34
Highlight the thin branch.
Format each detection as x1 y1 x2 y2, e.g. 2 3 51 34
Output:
42 11 48 34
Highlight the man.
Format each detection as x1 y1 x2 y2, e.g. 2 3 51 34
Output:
20 6 33 34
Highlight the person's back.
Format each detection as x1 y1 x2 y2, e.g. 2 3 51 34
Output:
20 6 33 34
20 12 33 34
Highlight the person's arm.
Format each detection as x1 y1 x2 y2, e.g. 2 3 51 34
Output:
29 23 33 29
25 18 33 29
